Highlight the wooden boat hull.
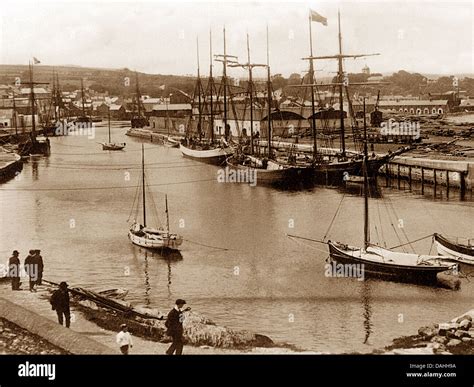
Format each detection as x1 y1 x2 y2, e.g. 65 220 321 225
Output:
0 152 22 183
128 230 183 251
226 159 313 186
434 233 474 265
17 138 50 157
180 143 233 165
328 241 454 284
313 157 387 185
74 117 93 124
164 137 180 148
102 143 125 151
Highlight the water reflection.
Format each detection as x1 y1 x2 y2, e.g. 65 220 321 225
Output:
143 251 151 306
339 181 382 198
31 159 39 181
360 280 373 344
149 249 183 299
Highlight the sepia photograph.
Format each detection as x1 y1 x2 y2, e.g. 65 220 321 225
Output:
0 0 473 383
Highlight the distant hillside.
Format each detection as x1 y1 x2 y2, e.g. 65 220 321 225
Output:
0 64 472 100
0 64 198 102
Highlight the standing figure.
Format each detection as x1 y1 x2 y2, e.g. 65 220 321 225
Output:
34 250 44 286
165 299 190 355
24 250 37 292
50 282 71 328
8 250 21 290
116 324 133 355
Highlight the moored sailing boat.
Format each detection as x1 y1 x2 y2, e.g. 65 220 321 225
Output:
128 144 183 251
179 30 234 165
327 99 456 285
42 71 68 136
297 10 405 184
16 61 51 157
225 28 313 186
74 79 93 124
100 107 125 151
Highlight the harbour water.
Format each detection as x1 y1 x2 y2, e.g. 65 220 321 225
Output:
1 122 473 353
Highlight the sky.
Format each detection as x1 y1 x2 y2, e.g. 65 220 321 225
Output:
0 0 472 79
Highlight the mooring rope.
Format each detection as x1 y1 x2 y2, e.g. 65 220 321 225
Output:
286 234 330 254
389 233 434 249
183 238 232 251
322 193 346 242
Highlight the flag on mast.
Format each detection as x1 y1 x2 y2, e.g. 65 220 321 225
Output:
33 57 41 64
310 9 328 26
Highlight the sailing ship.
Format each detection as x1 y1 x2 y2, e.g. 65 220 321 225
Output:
296 10 406 184
100 107 125 151
327 99 456 285
225 29 314 186
74 79 93 124
434 233 474 265
42 71 68 136
128 144 183 251
130 73 149 128
15 61 51 157
179 30 234 165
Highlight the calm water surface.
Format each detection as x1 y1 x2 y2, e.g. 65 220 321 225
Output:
1 122 473 353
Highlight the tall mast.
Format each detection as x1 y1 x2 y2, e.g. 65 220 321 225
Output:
308 11 317 160
136 73 141 118
165 194 170 233
223 26 228 139
337 10 346 157
56 72 61 121
209 29 214 143
266 25 272 157
80 79 85 117
363 98 369 250
247 33 254 155
141 144 146 227
29 63 37 140
196 37 202 137
12 92 18 136
108 105 111 143
81 78 87 118
52 70 58 122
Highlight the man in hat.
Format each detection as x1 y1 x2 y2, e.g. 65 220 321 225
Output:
116 324 133 355
24 250 37 292
165 299 190 355
50 282 71 328
8 250 21 290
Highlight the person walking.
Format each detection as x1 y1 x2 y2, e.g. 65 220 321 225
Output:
165 299 190 355
24 250 37 292
116 324 133 355
8 250 21 290
50 282 71 328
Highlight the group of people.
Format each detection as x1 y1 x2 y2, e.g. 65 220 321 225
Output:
7 249 71 329
8 249 44 291
116 299 190 355
7 251 189 355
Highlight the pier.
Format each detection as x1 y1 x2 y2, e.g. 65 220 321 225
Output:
382 156 473 197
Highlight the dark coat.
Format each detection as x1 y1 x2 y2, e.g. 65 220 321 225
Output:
24 255 35 276
50 289 70 312
165 308 183 337
8 256 20 278
36 255 44 273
